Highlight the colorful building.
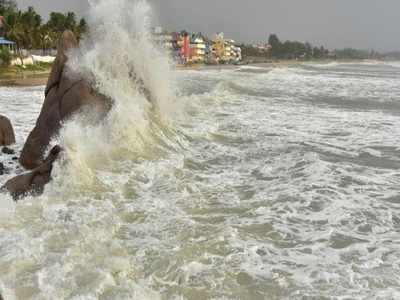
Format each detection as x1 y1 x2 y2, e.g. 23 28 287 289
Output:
152 28 242 65
212 33 242 63
212 33 225 62
180 32 191 63
189 33 206 63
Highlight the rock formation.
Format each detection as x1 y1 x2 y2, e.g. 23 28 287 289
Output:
19 30 110 170
1 30 111 200
0 115 15 146
2 147 14 155
2 146 61 200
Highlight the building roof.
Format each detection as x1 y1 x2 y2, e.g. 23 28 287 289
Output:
0 37 14 45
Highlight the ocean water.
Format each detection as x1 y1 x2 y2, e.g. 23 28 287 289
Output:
2 1 400 299
1 61 400 299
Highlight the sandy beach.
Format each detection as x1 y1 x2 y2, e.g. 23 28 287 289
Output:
0 66 51 87
0 74 49 87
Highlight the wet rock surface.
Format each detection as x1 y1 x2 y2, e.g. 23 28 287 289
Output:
1 30 110 200
2 147 15 155
0 115 16 146
19 30 110 170
2 146 62 200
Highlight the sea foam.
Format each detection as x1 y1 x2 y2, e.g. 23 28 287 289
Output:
57 0 179 188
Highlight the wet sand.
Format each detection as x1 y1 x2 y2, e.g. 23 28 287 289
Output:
0 67 50 87
0 74 49 87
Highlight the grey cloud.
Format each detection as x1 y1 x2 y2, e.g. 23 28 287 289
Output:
16 0 400 51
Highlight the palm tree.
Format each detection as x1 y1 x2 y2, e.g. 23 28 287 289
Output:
7 20 24 65
38 24 53 55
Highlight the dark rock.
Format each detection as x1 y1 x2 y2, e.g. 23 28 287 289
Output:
12 156 18 161
0 292 3 300
2 147 15 155
0 115 16 146
2 146 62 200
19 31 110 170
0 162 4 175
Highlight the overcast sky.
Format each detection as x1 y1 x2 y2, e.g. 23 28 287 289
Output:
16 0 400 51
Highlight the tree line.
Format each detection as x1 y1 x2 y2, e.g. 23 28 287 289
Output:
0 0 87 55
267 34 329 59
242 33 382 61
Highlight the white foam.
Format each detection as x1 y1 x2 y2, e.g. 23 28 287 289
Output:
59 0 181 188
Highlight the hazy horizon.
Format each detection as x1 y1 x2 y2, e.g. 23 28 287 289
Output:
15 0 400 52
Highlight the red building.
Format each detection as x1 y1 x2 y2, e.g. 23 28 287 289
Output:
181 34 190 63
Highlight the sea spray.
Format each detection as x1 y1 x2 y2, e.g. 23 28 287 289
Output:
56 0 180 188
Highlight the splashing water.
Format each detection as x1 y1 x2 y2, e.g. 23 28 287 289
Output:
60 0 180 188
2 1 400 299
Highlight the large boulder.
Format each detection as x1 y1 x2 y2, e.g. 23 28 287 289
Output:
19 31 110 170
2 146 61 200
0 115 16 146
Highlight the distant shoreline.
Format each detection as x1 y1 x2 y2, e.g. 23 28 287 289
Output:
0 59 389 87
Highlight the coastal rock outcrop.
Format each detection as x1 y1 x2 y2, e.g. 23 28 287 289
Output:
0 115 16 146
19 30 110 170
0 30 112 200
2 147 15 155
2 146 61 200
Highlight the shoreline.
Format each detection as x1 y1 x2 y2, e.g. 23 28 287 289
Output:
0 59 387 87
0 73 50 87
0 66 51 87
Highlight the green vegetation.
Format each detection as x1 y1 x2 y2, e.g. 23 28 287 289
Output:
240 34 330 61
333 48 381 60
268 34 329 60
0 47 11 66
0 0 87 64
242 33 384 61
15 61 53 71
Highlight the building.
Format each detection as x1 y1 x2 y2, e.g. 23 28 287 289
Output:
224 39 232 61
151 28 242 65
211 33 242 63
180 32 191 63
189 33 206 63
153 27 173 50
232 44 242 62
212 32 226 62
0 37 15 51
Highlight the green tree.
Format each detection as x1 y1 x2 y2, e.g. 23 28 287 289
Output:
65 12 76 30
47 12 67 32
312 47 322 59
268 34 281 58
0 47 11 66
305 42 312 59
1 2 88 61
38 24 54 54
76 18 88 40
0 0 17 16
20 6 42 49
6 14 25 64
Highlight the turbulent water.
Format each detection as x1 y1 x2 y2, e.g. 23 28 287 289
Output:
2 61 400 300
2 3 400 300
